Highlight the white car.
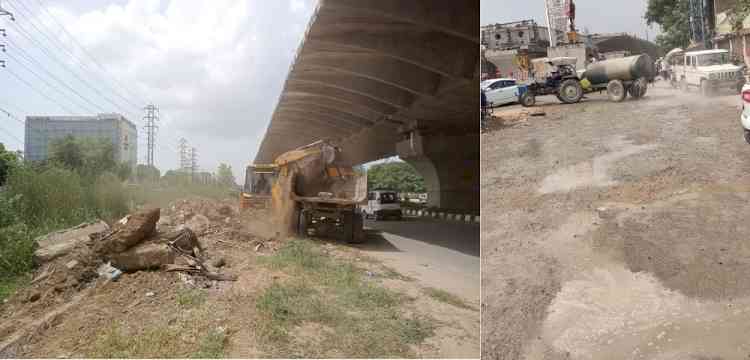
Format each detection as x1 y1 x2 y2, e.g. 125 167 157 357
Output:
482 78 519 107
671 49 745 95
741 83 750 143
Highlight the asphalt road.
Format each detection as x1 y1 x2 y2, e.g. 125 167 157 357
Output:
356 216 479 304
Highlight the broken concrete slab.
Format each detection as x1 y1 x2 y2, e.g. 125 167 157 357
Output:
109 242 176 272
182 214 209 235
95 208 160 254
33 221 109 265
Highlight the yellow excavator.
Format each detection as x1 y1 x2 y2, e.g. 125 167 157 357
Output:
240 140 366 243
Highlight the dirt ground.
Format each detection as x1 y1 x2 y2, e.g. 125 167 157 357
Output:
0 197 478 358
482 82 750 359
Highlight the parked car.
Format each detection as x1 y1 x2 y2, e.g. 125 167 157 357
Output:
361 190 402 221
481 78 520 107
740 83 750 143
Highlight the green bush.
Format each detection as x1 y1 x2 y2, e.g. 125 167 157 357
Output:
92 172 129 221
6 165 89 228
0 222 35 277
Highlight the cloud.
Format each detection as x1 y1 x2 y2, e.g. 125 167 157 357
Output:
41 0 317 179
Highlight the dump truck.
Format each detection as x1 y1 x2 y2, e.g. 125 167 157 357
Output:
240 163 275 209
241 140 366 243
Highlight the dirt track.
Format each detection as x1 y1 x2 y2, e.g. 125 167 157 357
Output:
481 82 750 359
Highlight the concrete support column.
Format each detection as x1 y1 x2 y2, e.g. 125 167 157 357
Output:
397 131 478 212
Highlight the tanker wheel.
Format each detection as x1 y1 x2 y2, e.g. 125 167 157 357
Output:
628 78 648 99
627 83 641 99
558 79 583 104
607 80 627 102
520 91 536 107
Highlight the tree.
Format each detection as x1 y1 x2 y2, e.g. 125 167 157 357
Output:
645 0 690 52
49 136 119 181
49 135 84 170
367 162 426 193
135 164 160 183
116 163 133 181
216 163 235 186
728 1 750 31
0 143 20 186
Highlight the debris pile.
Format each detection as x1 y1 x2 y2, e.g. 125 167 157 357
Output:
14 206 237 309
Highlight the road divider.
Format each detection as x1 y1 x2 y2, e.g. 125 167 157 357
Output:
402 209 479 224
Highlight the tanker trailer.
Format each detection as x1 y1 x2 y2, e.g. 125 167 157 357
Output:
580 54 655 102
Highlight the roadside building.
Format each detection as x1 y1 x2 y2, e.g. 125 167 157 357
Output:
712 0 750 67
24 113 137 167
481 20 555 80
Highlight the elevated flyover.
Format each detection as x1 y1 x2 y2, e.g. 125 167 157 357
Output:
256 0 479 211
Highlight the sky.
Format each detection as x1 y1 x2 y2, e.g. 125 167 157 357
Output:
482 0 660 40
0 0 318 181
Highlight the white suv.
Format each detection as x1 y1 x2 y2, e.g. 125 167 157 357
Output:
672 49 745 95
741 83 750 143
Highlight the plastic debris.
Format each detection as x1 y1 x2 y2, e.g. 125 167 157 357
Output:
96 262 123 282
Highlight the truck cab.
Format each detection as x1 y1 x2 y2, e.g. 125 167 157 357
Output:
672 49 745 95
240 164 277 209
362 190 402 221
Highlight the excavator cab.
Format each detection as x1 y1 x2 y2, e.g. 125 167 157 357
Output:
240 164 277 209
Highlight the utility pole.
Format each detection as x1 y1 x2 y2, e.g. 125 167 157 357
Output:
178 137 189 173
189 147 197 182
0 1 15 21
143 104 158 167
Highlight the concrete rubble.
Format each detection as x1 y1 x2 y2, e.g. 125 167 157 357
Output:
0 198 255 358
32 220 109 264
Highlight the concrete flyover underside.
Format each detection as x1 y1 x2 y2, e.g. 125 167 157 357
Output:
256 0 479 212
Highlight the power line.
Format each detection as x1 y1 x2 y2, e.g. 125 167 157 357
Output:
2 66 76 114
30 0 149 108
0 0 14 21
4 2 139 119
4 36 109 114
3 49 99 114
9 0 144 114
0 122 23 146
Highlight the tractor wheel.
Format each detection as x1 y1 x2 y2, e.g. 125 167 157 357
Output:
558 79 583 104
520 91 536 107
607 80 627 102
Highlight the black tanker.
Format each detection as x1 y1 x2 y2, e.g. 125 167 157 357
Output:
582 54 655 86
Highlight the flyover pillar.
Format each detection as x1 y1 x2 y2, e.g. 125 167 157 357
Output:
396 131 479 212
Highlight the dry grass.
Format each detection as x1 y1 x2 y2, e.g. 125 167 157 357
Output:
422 287 476 310
254 238 435 358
